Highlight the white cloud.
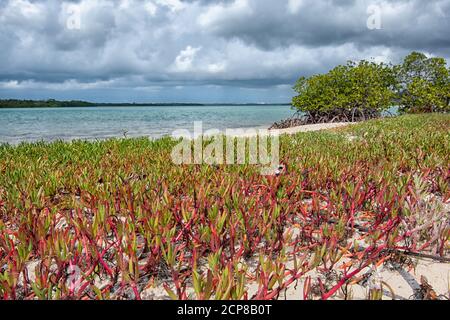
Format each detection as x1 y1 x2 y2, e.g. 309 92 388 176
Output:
198 0 252 28
207 62 227 74
0 79 119 90
0 80 21 89
11 0 41 17
172 46 202 72
287 0 304 14
155 0 185 12
144 1 158 16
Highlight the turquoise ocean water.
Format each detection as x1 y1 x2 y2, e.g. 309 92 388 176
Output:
0 105 295 144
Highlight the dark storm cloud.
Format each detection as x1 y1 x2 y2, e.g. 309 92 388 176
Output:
201 0 450 53
0 0 449 102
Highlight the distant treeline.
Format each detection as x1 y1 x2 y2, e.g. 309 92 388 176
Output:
0 99 290 108
0 99 95 108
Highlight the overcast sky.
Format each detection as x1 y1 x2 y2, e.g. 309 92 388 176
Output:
0 0 449 103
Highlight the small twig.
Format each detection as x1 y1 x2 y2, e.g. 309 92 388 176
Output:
400 251 450 263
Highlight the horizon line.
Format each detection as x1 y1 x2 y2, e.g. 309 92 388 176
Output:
0 98 292 106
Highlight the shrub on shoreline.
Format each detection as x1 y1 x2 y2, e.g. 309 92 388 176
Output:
282 52 449 128
397 52 449 114
292 60 396 123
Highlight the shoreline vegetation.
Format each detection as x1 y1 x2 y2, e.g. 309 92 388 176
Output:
271 51 449 129
0 114 449 300
0 99 291 109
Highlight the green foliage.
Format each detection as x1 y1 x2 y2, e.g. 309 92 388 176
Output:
397 52 450 113
292 51 449 120
0 99 95 108
292 60 396 122
0 114 449 300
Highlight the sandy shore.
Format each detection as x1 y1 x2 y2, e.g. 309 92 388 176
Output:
202 122 353 139
270 122 352 135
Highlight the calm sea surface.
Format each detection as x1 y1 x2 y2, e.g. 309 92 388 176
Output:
0 105 295 144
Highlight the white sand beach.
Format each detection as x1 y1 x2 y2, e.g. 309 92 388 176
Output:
201 122 353 139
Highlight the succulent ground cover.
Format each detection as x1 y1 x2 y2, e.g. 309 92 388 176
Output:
0 114 448 300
